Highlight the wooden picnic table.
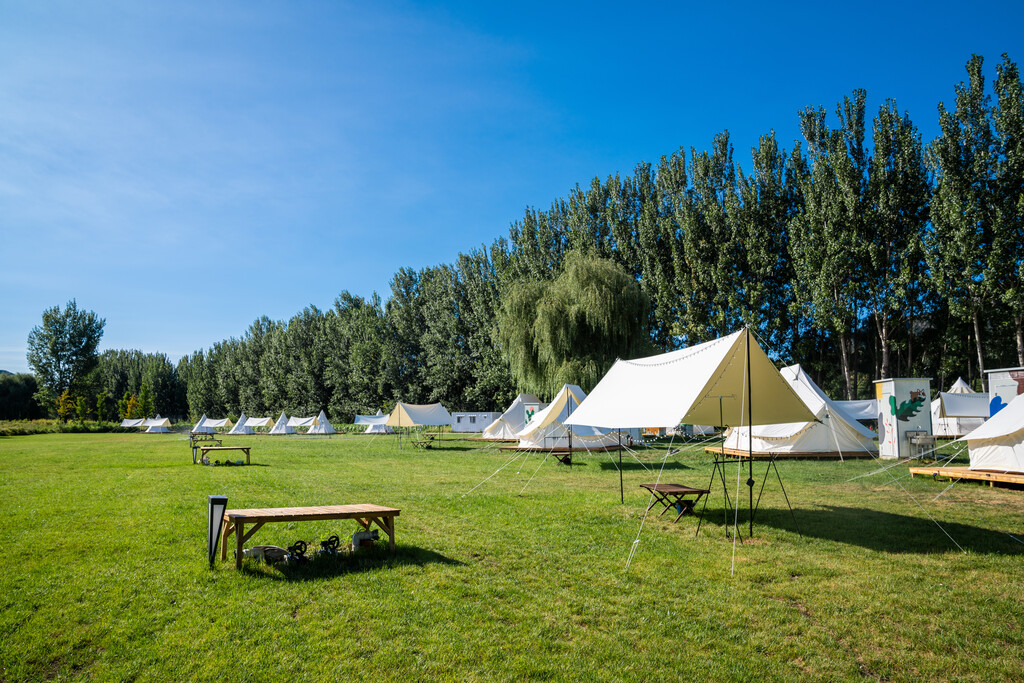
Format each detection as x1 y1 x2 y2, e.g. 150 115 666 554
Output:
221 504 400 569
641 483 711 522
196 445 251 465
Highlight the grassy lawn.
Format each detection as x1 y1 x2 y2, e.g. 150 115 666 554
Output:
0 432 1022 681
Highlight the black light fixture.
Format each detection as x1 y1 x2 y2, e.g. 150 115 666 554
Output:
207 495 228 568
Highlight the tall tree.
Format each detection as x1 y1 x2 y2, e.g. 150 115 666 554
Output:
26 300 106 408
993 54 1024 365
864 101 930 378
790 92 868 398
734 131 800 358
926 55 997 377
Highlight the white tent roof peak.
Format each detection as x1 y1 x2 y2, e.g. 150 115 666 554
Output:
565 329 815 429
948 377 976 394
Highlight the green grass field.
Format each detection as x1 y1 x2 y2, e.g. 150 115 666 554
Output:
1 432 1022 681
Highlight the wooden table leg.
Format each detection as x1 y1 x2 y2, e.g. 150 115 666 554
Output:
235 521 244 569
221 519 231 561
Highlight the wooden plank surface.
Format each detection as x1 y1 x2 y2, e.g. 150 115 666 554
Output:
909 466 1024 487
704 446 875 460
225 504 401 522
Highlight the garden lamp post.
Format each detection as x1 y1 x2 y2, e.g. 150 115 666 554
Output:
207 495 228 568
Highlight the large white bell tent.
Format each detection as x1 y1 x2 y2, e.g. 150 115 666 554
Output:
307 410 337 434
229 413 254 435
191 414 232 434
931 378 987 438
515 384 620 450
385 402 452 429
483 393 545 440
356 409 393 434
565 329 815 539
959 393 1024 473
269 412 295 435
143 415 171 433
721 364 877 458
565 330 814 431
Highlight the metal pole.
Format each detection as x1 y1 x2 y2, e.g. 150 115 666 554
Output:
747 327 754 538
618 430 623 503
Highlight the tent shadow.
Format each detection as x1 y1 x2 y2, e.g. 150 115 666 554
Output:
239 544 464 582
598 461 692 472
697 504 1023 555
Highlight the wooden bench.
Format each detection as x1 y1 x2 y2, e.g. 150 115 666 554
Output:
190 434 222 461
221 504 400 569
640 483 711 522
196 445 251 465
412 436 435 449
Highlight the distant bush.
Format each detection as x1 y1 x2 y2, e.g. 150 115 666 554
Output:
0 419 188 437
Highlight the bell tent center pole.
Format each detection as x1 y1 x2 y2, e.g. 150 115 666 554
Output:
747 327 754 539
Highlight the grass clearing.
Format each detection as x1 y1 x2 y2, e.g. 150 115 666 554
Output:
1 433 1022 681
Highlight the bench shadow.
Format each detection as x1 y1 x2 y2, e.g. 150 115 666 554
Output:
695 503 1023 555
239 544 464 582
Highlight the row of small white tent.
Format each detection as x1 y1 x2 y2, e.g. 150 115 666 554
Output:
190 410 337 435
120 416 171 433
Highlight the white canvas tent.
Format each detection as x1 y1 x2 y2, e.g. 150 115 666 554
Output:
229 413 254 435
120 418 146 428
287 415 316 428
721 364 877 457
269 412 295 435
835 399 878 421
307 410 337 434
959 393 1024 473
483 393 545 440
516 384 621 450
245 416 273 428
931 377 987 437
143 415 171 433
565 330 815 431
191 414 214 434
354 409 388 425
386 402 452 428
356 409 393 434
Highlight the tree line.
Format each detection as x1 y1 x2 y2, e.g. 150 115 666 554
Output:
8 54 1023 423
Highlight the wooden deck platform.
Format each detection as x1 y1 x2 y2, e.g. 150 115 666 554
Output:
909 466 1024 488
703 446 875 460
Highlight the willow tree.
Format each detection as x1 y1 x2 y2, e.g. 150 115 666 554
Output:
496 252 651 398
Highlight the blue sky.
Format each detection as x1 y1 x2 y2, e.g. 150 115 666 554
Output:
2 0 1023 373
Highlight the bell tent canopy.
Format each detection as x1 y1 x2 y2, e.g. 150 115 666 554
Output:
959 393 1024 473
565 329 815 431
386 402 452 428
269 412 295 435
307 410 337 434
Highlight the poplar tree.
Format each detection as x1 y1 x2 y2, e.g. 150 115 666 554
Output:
864 101 930 378
790 92 868 398
926 55 996 377
993 54 1024 365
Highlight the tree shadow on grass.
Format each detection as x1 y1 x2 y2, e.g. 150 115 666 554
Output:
696 503 1024 555
239 544 464 582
